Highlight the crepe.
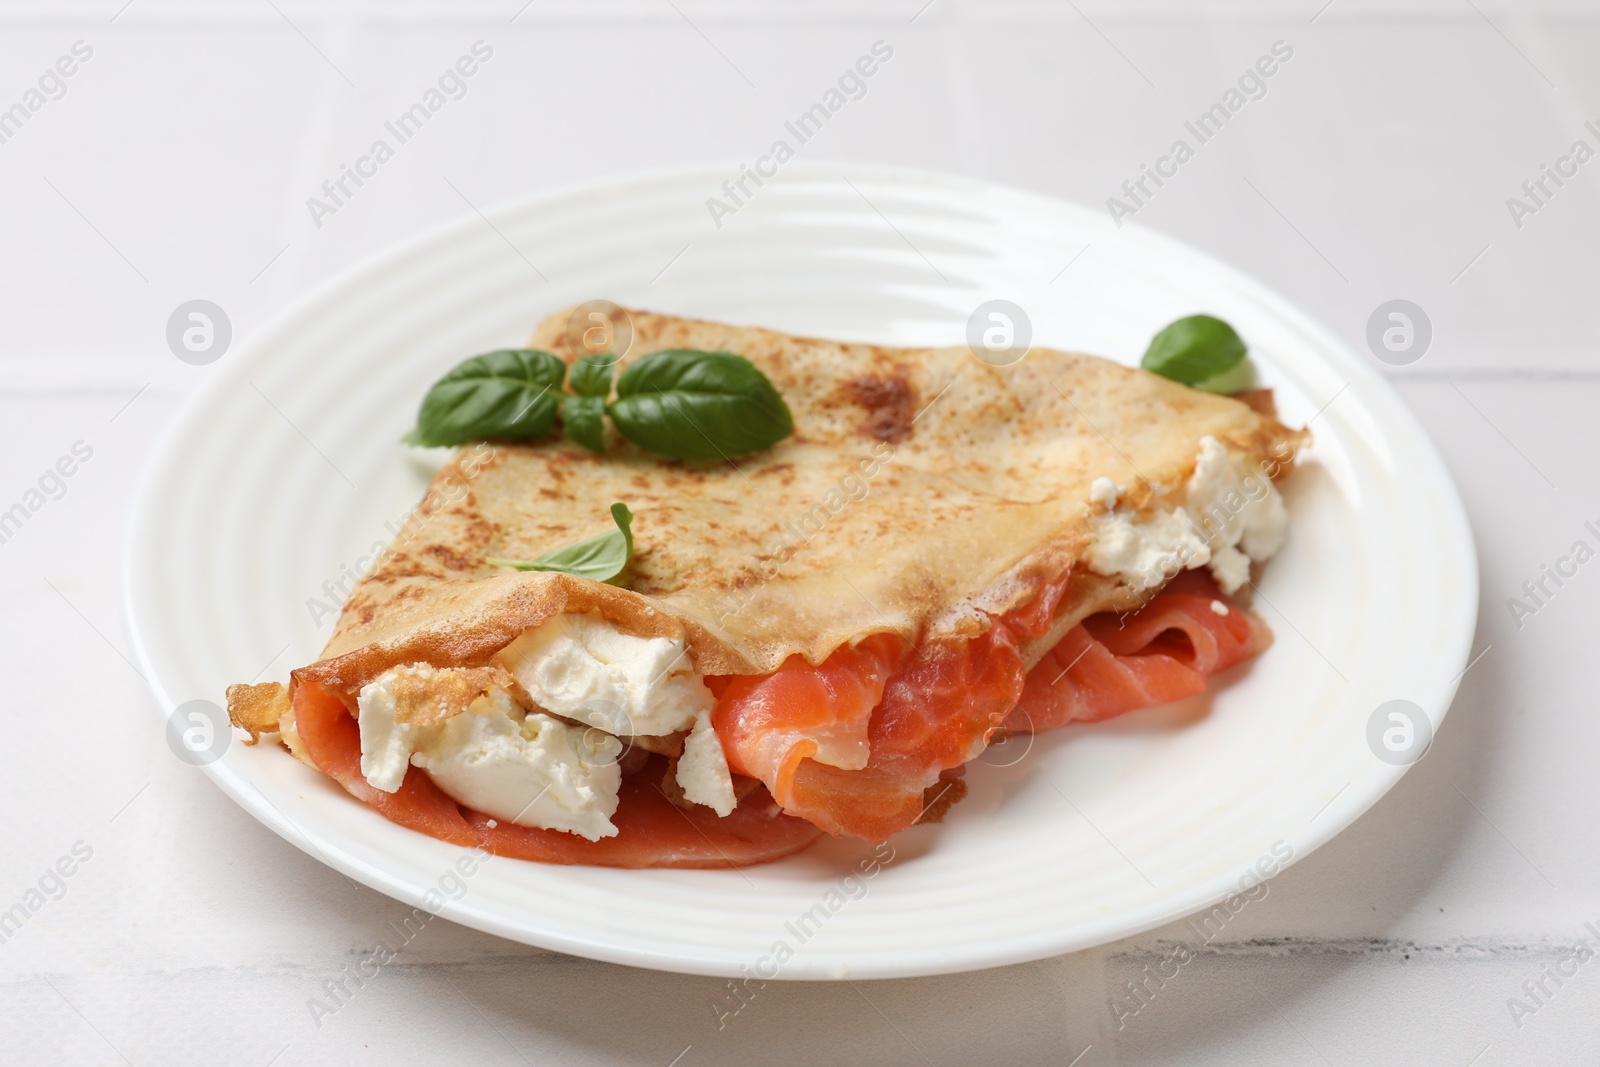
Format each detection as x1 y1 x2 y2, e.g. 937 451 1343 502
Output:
230 306 1304 865
291 307 1299 696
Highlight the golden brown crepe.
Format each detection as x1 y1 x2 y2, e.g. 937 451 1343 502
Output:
280 306 1301 703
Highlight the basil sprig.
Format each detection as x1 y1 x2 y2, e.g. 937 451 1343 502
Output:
405 347 793 459
403 349 566 447
486 502 633 583
609 349 793 460
1141 315 1248 389
561 395 607 452
560 354 617 453
568 353 617 398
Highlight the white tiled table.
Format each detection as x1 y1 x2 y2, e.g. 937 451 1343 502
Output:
3 2 1597 1063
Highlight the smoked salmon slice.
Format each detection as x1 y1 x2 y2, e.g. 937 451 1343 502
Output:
292 682 823 869
715 612 1028 842
1008 569 1270 732
746 623 1027 841
710 633 904 813
714 569 1271 843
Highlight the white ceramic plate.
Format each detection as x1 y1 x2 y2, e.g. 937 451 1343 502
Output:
124 163 1476 980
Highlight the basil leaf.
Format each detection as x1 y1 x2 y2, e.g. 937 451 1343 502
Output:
1141 315 1247 387
404 349 566 447
608 349 794 460
568 353 617 398
1192 356 1257 395
562 394 606 452
486 502 634 584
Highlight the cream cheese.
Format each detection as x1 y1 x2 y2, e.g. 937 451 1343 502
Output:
677 710 736 817
1089 476 1122 509
1085 435 1288 595
358 604 745 835
357 669 423 792
357 672 623 841
494 611 715 737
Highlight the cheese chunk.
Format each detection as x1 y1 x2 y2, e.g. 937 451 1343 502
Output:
677 710 736 817
1086 435 1287 595
357 672 622 841
494 611 715 737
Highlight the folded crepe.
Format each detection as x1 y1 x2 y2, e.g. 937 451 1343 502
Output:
229 307 1305 868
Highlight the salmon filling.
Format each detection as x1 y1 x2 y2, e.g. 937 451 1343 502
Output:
711 566 1270 844
295 566 1268 863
